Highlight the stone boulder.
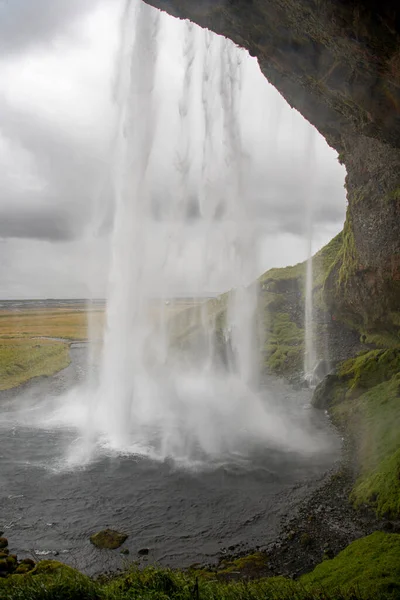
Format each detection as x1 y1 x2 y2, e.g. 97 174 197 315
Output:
311 373 340 410
90 529 128 550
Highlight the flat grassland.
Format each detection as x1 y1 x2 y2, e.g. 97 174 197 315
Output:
0 299 208 392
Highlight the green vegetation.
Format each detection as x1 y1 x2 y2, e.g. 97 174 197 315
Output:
312 231 343 310
257 232 344 377
263 312 304 375
315 349 400 517
0 339 70 391
301 532 400 598
2 533 400 599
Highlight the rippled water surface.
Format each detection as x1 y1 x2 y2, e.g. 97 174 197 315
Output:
0 346 340 575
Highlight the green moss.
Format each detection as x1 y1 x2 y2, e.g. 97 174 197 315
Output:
264 312 304 375
260 261 305 284
337 209 358 287
2 538 400 599
217 552 268 576
327 350 400 517
301 532 400 598
0 561 99 599
337 349 400 393
90 529 128 550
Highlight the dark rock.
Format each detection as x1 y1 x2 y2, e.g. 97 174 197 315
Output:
20 558 36 567
0 552 8 560
0 538 8 549
90 529 128 550
0 560 8 573
311 374 340 409
138 548 149 556
120 548 130 555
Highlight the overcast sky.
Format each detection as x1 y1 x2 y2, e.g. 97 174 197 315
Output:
0 0 346 298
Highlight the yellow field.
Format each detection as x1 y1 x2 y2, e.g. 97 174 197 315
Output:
0 305 100 391
0 338 71 391
0 306 103 341
0 299 210 392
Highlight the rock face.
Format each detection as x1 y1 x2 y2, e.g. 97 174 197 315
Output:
89 529 128 550
143 0 400 336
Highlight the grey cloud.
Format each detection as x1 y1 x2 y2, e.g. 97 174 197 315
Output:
242 160 345 235
0 98 111 241
0 208 76 241
0 0 104 55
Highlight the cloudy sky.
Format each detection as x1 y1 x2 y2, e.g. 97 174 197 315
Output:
0 0 346 298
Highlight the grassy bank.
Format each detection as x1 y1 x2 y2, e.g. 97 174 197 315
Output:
0 300 207 391
1 532 399 599
313 349 400 518
0 306 92 391
0 338 71 391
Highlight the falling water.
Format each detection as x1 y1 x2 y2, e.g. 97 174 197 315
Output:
304 129 316 384
70 0 325 466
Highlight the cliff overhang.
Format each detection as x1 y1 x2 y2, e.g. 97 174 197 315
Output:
143 0 400 335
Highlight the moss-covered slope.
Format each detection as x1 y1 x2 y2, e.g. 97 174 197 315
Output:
2 533 400 599
258 231 365 379
313 349 400 518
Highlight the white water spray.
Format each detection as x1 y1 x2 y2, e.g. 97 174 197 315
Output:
304 128 316 384
53 1 331 466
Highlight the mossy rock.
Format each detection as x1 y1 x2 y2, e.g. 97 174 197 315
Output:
14 564 33 575
0 538 8 549
312 373 341 409
90 529 128 550
20 558 35 567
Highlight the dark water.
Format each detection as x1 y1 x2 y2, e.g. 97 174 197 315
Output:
0 346 340 575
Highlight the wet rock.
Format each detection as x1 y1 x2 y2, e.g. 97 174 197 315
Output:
0 552 8 560
138 548 149 556
311 374 340 409
300 533 312 547
0 538 8 550
6 556 17 571
20 558 36 567
90 529 128 550
120 548 130 555
15 564 34 575
0 560 8 574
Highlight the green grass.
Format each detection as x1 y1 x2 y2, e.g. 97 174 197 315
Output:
2 534 400 600
301 532 400 599
0 339 71 391
319 349 400 517
263 312 304 375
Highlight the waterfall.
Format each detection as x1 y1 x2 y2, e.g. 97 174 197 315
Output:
303 128 316 384
81 1 277 465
